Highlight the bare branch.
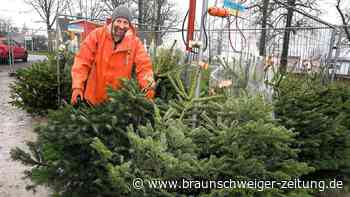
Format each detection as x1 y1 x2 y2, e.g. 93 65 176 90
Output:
336 0 350 42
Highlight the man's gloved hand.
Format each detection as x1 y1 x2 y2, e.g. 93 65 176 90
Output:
71 88 84 105
145 89 155 101
143 80 155 102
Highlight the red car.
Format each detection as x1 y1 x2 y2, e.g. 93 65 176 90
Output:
0 37 28 63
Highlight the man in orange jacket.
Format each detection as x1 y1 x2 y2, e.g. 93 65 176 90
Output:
71 6 155 106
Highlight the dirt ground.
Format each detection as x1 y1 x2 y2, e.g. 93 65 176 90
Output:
0 57 50 197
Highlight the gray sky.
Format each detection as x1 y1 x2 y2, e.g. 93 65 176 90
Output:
0 0 348 34
0 0 46 33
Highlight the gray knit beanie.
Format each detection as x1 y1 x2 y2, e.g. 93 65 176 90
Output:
111 6 132 23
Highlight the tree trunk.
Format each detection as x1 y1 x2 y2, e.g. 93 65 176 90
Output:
154 0 162 47
217 19 224 56
259 0 269 56
280 0 296 73
138 0 144 31
336 0 350 43
47 28 53 52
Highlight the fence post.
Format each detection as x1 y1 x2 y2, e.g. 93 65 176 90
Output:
326 29 336 63
194 0 209 98
56 18 61 106
7 25 15 76
192 0 209 127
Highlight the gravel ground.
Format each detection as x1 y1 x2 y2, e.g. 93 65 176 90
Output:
0 56 50 197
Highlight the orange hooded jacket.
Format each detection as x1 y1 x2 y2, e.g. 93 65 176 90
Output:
71 24 155 105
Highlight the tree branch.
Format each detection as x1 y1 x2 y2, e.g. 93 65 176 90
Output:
336 0 350 42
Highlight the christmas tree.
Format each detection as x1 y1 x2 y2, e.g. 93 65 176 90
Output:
11 75 314 196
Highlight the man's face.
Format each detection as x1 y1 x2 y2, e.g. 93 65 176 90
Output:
112 17 130 42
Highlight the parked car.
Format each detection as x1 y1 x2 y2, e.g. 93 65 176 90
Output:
0 37 28 64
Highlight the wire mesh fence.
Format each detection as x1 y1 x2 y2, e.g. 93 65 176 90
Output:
50 10 349 100
0 21 47 69
137 21 337 96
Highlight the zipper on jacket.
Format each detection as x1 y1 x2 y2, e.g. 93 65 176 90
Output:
126 50 131 66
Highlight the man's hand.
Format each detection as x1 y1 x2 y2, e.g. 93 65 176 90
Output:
145 89 155 101
142 79 155 101
71 88 84 105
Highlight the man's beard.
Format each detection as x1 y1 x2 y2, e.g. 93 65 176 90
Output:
112 26 127 43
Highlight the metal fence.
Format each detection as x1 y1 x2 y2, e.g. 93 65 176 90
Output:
0 24 47 66
52 12 341 74
141 24 335 69
50 11 348 100
134 8 350 100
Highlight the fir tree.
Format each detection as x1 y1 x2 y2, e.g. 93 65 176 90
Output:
11 76 315 197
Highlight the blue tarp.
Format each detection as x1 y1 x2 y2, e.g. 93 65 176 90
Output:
223 0 246 12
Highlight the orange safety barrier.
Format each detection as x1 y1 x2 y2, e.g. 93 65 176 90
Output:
208 7 231 17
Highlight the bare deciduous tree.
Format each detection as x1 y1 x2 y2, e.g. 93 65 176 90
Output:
259 0 270 56
278 0 320 72
25 0 69 51
100 0 179 47
279 0 296 72
135 0 179 47
66 0 106 20
251 0 286 56
336 0 350 43
102 0 129 13
252 0 320 70
0 18 13 36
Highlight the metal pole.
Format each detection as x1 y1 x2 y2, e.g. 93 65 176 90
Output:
8 25 15 76
218 18 224 56
7 25 10 65
187 0 196 51
56 18 61 106
192 0 209 126
326 29 336 63
153 0 157 57
184 0 197 88
194 0 209 98
332 31 343 81
85 0 88 19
